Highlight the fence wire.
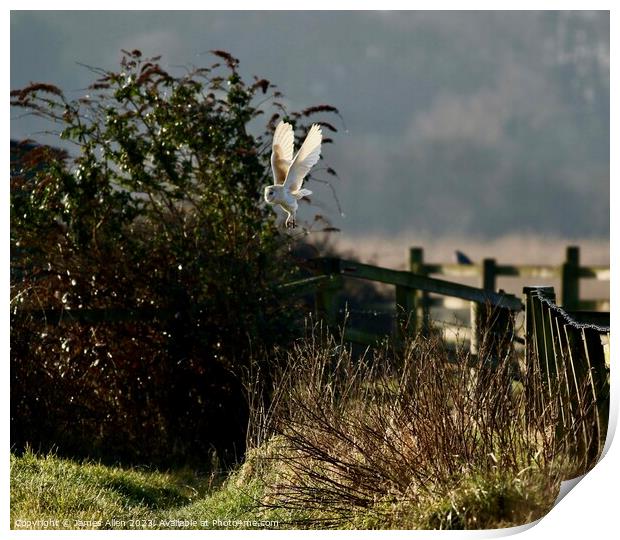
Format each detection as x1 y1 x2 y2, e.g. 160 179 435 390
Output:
531 288 610 333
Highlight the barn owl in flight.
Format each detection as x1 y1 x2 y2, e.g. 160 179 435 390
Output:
264 121 322 229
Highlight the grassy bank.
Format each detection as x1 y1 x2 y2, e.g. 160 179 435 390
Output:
10 443 557 530
10 447 270 530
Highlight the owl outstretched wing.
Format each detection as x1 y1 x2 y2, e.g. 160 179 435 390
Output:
283 124 322 194
270 121 295 185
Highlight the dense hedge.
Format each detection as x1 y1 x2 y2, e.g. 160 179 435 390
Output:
10 50 338 466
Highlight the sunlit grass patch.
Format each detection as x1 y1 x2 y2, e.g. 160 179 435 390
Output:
10 448 213 529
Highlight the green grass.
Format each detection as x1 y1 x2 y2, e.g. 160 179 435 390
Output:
11 443 558 530
10 444 299 530
11 448 198 529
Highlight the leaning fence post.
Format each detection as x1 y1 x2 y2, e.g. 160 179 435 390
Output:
562 246 580 310
581 327 609 462
559 321 590 461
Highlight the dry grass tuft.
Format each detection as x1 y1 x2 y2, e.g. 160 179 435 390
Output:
244 322 594 528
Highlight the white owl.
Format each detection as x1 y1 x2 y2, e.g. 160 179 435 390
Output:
264 121 322 229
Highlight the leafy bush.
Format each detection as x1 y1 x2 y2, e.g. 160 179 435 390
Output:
10 49 338 466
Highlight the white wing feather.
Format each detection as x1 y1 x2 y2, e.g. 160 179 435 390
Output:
270 121 294 185
284 124 322 193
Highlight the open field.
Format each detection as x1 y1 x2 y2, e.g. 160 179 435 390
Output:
325 233 610 267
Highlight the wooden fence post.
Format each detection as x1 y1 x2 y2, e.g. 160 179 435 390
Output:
555 317 586 458
482 258 497 292
523 286 556 421
409 247 429 335
562 246 580 310
314 258 343 328
581 327 609 462
522 287 536 423
470 301 480 358
471 258 498 358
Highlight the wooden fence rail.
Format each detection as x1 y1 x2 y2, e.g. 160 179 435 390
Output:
411 245 609 317
523 286 609 473
303 256 523 355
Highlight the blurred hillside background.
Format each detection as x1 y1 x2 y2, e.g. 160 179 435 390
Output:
11 10 609 285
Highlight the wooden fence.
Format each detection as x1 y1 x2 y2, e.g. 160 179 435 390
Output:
286 246 609 352
523 285 609 471
288 255 610 473
289 258 610 473
296 256 523 357
394 244 608 350
411 245 609 320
